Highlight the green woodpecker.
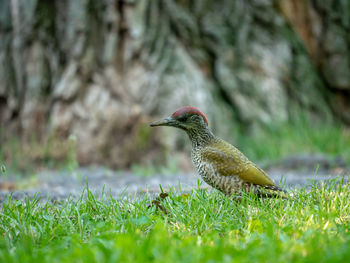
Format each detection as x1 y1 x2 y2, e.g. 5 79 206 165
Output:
150 106 286 198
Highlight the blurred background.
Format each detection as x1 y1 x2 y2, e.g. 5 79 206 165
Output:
0 0 350 177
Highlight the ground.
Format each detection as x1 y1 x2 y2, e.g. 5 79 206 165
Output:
0 155 349 263
0 154 348 204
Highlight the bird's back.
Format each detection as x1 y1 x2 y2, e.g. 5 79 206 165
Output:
192 137 283 196
149 106 286 197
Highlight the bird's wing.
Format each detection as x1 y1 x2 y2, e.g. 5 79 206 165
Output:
201 145 275 186
240 164 276 186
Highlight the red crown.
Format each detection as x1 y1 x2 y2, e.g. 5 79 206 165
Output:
171 106 208 126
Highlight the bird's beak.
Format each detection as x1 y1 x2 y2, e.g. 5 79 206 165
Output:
150 116 176 127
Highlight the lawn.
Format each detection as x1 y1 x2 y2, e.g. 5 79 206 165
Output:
1 178 349 263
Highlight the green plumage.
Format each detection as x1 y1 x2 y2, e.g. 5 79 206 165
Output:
151 106 287 198
192 137 285 197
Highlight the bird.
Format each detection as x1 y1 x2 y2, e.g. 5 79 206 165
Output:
150 106 287 198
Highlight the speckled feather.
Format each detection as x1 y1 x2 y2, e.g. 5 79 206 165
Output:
192 137 284 197
151 106 286 198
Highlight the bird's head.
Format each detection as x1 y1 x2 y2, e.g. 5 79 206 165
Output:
150 106 209 132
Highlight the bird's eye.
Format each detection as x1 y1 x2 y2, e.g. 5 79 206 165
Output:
178 116 187 122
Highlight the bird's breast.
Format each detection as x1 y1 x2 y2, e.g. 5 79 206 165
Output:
191 148 245 195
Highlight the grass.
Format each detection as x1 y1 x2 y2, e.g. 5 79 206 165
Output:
1 113 349 175
0 133 78 176
131 157 179 177
235 117 350 165
1 179 349 263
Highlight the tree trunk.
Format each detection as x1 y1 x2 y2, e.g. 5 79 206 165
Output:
0 0 349 168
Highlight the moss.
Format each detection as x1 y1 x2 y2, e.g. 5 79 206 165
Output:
235 113 350 165
0 132 79 175
134 124 152 151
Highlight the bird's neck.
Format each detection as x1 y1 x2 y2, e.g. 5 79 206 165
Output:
187 127 215 148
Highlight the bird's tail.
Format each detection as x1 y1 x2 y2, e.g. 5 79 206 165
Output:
258 185 289 199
